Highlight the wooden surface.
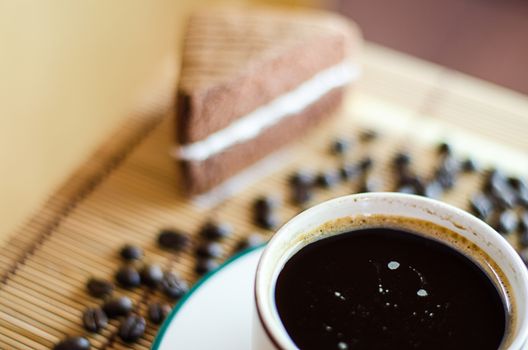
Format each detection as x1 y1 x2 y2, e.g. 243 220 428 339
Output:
0 43 527 349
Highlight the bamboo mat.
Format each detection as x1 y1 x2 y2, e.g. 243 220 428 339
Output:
1 43 527 349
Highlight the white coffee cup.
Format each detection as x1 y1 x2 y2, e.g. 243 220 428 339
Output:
253 193 528 349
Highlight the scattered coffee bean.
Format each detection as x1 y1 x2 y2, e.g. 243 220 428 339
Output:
148 302 172 325
196 242 223 259
157 229 190 251
359 157 373 172
434 157 459 190
292 183 313 205
120 244 143 261
461 158 477 173
236 234 265 252
119 314 146 343
254 195 279 214
393 152 411 169
423 181 443 199
289 170 315 187
331 138 350 155
519 231 528 248
498 210 519 234
484 170 516 209
103 296 133 318
339 163 361 181
254 196 280 229
86 278 113 298
435 168 456 190
437 142 452 155
140 264 163 288
440 156 460 174
516 179 528 206
359 129 378 142
82 307 108 333
397 172 425 194
520 211 528 231
54 336 90 350
470 193 494 220
115 265 141 288
195 258 219 275
255 214 279 230
161 271 189 300
508 177 528 205
200 221 233 241
316 170 340 188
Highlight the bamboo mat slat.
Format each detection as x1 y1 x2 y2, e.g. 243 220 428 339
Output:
0 43 527 349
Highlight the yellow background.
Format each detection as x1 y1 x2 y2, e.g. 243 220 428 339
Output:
0 0 320 242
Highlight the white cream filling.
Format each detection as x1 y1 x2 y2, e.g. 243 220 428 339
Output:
173 61 360 162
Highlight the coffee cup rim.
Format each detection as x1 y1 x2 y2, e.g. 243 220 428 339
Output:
255 192 528 350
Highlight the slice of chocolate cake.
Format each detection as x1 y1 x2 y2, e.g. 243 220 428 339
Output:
173 6 361 194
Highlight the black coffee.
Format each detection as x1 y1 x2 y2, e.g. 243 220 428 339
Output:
275 227 507 350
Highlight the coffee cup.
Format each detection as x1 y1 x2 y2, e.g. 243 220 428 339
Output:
254 193 528 349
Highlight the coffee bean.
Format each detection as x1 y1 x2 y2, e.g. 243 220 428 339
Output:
393 152 411 169
292 183 313 205
359 129 378 142
359 157 373 172
148 302 171 325
115 265 141 288
253 195 279 214
461 158 477 173
440 156 460 174
200 221 232 241
236 234 264 252
435 168 456 190
289 170 315 187
514 178 528 206
498 210 519 234
484 170 517 209
103 296 133 318
120 244 143 261
82 307 108 333
196 242 223 259
157 229 190 251
161 271 189 300
397 172 425 194
140 264 163 288
519 231 528 248
330 138 350 155
339 163 360 181
470 193 494 220
434 157 459 190
54 336 90 350
256 213 279 230
86 278 113 298
119 314 146 343
520 211 528 231
253 196 280 229
423 181 443 199
195 258 219 275
437 142 451 155
508 177 528 205
316 170 340 188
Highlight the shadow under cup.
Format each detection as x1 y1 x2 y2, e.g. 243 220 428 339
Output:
254 193 528 350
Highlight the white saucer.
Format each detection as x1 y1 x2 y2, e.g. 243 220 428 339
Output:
152 245 265 350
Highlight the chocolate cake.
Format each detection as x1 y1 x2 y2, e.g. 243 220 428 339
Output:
173 6 362 194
